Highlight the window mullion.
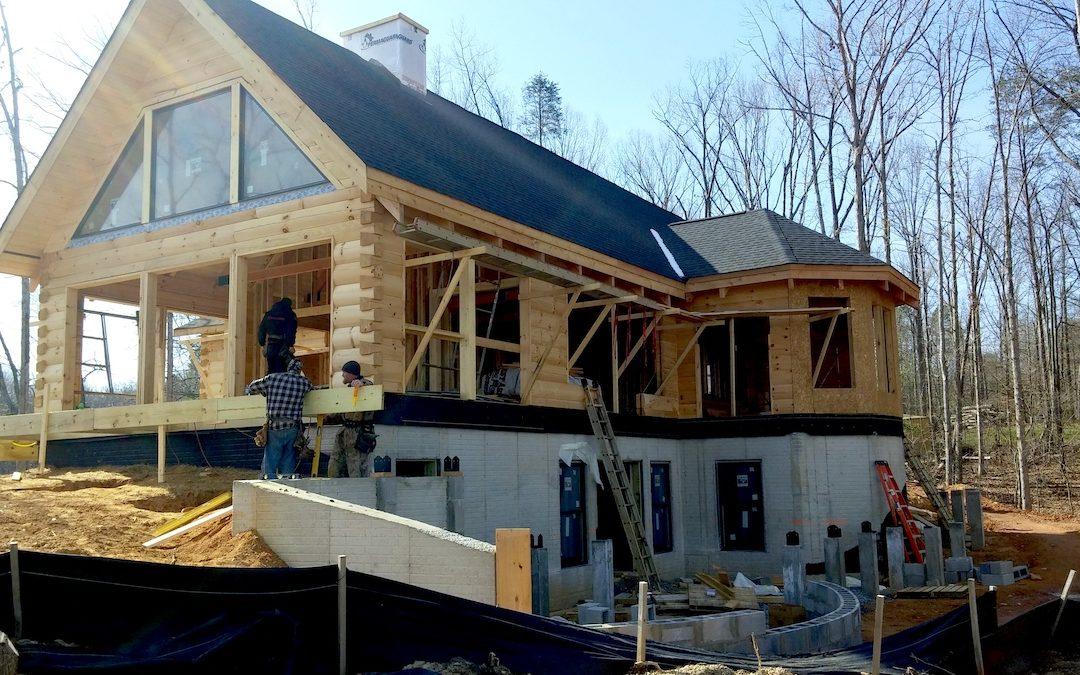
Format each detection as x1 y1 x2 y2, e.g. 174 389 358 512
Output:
229 82 241 204
141 111 152 223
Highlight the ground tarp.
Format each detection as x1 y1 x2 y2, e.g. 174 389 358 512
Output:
0 550 1066 674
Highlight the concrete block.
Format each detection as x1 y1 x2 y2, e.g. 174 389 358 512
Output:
858 531 879 594
965 488 985 550
1013 565 1030 581
783 544 807 605
923 525 945 586
903 563 926 587
980 572 1014 586
824 536 844 586
945 570 959 584
948 521 966 558
591 540 614 615
375 476 398 513
885 527 905 590
946 556 974 572
628 603 656 622
979 560 1013 575
577 602 611 625
950 489 965 524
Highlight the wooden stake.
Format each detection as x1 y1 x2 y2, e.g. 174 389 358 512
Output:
338 555 347 675
157 425 166 484
1051 569 1075 639
871 594 884 675
967 578 985 675
635 580 648 664
9 542 21 639
37 385 49 472
311 415 325 477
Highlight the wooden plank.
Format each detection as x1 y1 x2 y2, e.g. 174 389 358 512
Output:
248 257 331 282
520 289 581 403
404 246 487 268
616 312 661 378
0 385 384 439
142 505 232 548
37 385 50 471
228 81 240 203
656 324 707 395
151 492 232 537
136 273 159 405
459 257 476 400
811 313 839 387
0 440 38 462
494 528 532 613
475 336 520 353
567 304 613 369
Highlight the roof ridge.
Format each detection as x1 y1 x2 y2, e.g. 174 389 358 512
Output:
763 210 801 264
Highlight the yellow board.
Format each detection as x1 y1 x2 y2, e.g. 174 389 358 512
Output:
0 440 38 462
150 492 232 538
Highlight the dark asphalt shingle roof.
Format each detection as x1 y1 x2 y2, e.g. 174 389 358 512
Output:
665 210 886 277
204 0 691 279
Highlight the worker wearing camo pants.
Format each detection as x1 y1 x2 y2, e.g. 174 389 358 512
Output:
329 361 375 478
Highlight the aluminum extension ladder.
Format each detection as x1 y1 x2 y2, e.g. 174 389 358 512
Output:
875 460 926 563
903 440 953 526
582 380 662 590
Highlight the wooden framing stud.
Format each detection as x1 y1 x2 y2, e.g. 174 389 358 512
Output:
459 257 477 400
225 254 249 397
402 256 472 389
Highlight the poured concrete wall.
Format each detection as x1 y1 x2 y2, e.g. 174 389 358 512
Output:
232 480 496 604
369 424 904 609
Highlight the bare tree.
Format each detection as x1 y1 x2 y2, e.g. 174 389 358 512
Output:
291 0 317 31
614 131 695 216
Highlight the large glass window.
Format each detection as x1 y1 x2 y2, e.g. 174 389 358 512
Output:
77 126 144 236
241 91 325 200
152 90 231 219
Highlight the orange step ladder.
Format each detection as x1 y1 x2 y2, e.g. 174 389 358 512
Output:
874 460 925 563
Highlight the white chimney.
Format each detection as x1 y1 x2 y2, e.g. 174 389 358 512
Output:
341 13 428 93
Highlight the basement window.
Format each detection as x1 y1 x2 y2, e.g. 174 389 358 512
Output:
395 459 440 477
809 297 852 388
560 462 588 568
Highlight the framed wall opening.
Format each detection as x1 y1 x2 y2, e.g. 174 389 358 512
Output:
699 317 771 417
596 460 643 572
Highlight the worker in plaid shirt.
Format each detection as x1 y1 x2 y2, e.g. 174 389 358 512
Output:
245 357 313 479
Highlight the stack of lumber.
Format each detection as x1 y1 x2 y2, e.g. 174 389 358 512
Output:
692 570 758 610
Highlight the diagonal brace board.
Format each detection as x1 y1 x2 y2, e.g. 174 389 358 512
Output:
520 289 583 402
811 313 839 386
616 312 662 378
402 256 473 389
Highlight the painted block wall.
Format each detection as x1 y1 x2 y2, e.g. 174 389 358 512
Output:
233 480 496 604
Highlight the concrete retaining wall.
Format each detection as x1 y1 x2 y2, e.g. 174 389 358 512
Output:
734 581 862 656
232 480 496 604
590 609 767 651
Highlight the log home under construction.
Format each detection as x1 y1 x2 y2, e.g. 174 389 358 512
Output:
0 0 919 609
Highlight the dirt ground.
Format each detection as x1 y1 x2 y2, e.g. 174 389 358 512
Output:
0 464 282 567
860 485 1080 641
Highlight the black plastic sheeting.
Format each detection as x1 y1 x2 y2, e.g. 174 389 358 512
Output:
0 550 1057 674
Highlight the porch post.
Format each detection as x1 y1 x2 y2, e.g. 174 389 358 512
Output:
459 257 476 400
225 254 248 397
136 272 160 405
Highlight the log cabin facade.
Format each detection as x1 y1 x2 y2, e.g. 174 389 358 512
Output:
0 0 918 604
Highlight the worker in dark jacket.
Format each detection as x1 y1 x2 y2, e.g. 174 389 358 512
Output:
258 297 298 373
329 361 376 478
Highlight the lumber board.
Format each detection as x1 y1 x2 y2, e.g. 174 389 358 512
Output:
151 491 232 537
0 385 383 439
142 505 233 548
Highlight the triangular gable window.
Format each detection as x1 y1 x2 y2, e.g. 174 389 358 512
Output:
76 124 144 236
240 90 325 200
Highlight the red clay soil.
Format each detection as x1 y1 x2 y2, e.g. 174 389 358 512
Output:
861 489 1080 641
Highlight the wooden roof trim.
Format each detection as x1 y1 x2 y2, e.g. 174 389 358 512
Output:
0 0 149 258
367 170 687 299
685 263 920 305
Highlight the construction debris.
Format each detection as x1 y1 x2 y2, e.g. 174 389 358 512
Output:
150 491 232 537
400 653 514 674
143 505 233 548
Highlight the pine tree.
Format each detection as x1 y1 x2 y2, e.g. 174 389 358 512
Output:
521 72 564 147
